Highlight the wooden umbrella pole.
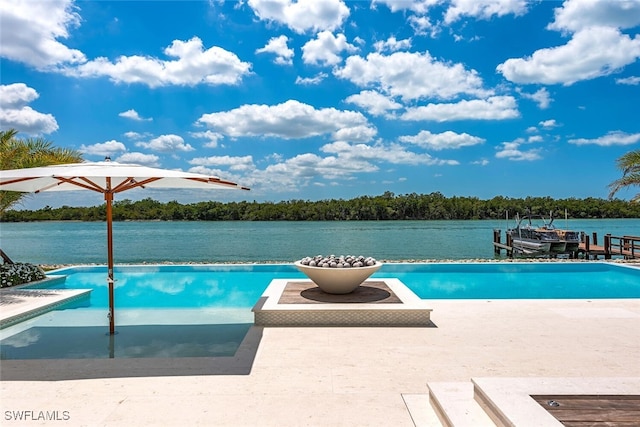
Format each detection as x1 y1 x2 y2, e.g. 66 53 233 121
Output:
105 178 115 335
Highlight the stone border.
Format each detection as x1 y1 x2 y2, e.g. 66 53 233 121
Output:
252 278 432 327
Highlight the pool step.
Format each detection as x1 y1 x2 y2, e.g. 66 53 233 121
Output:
402 393 446 426
428 382 496 427
425 377 640 426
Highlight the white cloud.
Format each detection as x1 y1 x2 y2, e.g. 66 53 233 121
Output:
115 152 160 167
372 0 437 14
375 1 440 37
124 131 151 140
399 130 485 150
519 87 552 109
0 0 86 69
80 140 127 157
119 109 152 121
548 0 640 33
71 37 252 88
321 140 459 166
190 130 224 148
295 73 328 85
333 125 378 143
266 152 369 183
408 15 439 37
498 1 640 87
196 99 376 142
335 51 489 101
495 139 542 161
0 83 58 135
401 96 519 122
136 134 195 152
497 27 640 85
539 119 558 129
245 139 459 191
568 131 640 146
345 90 403 116
528 135 543 143
617 76 640 85
256 35 294 65
444 0 529 24
302 31 357 66
202 141 459 193
0 83 39 108
373 36 411 53
247 0 350 34
189 155 255 172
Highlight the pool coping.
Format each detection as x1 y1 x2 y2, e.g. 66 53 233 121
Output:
0 288 92 329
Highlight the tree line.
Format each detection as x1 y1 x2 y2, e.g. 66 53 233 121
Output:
1 192 638 222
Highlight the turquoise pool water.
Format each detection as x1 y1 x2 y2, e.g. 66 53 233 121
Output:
45 262 640 302
1 262 638 360
385 262 640 299
46 264 304 308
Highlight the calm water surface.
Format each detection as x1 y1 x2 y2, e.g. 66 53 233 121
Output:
1 219 638 264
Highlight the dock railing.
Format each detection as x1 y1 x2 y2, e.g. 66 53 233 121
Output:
607 235 640 259
580 233 640 260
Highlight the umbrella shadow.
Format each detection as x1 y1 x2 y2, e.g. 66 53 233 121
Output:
0 289 65 306
0 325 264 380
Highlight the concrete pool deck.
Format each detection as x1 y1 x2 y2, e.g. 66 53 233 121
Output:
1 297 639 426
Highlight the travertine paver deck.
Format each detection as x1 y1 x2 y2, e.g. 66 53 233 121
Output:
0 288 91 328
1 297 639 425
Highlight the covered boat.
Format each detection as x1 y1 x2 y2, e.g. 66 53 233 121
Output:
508 213 564 255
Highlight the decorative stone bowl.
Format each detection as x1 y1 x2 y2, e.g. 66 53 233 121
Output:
294 260 383 294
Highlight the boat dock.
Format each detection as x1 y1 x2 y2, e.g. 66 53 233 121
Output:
493 230 640 260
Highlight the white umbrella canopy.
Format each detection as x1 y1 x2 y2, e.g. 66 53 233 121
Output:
0 159 250 334
0 159 249 193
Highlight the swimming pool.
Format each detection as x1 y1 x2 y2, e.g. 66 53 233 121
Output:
40 262 640 301
1 262 638 359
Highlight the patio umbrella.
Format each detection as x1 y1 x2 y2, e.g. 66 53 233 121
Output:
0 159 249 334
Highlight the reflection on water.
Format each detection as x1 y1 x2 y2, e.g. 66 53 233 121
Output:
0 323 252 359
395 264 640 299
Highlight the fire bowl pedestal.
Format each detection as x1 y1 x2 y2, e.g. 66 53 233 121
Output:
294 261 383 294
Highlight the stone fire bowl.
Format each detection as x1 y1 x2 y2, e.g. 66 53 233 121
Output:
294 261 383 294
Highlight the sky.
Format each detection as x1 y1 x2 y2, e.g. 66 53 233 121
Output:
1 0 640 209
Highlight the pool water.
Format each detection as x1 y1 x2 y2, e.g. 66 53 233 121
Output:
1 262 638 360
385 262 640 299
50 264 305 308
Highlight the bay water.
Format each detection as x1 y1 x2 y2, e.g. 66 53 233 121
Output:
1 219 638 265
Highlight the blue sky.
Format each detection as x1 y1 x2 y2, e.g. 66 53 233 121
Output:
1 0 640 209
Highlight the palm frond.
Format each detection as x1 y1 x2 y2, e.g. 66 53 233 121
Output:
0 129 83 213
616 150 640 176
608 172 640 200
